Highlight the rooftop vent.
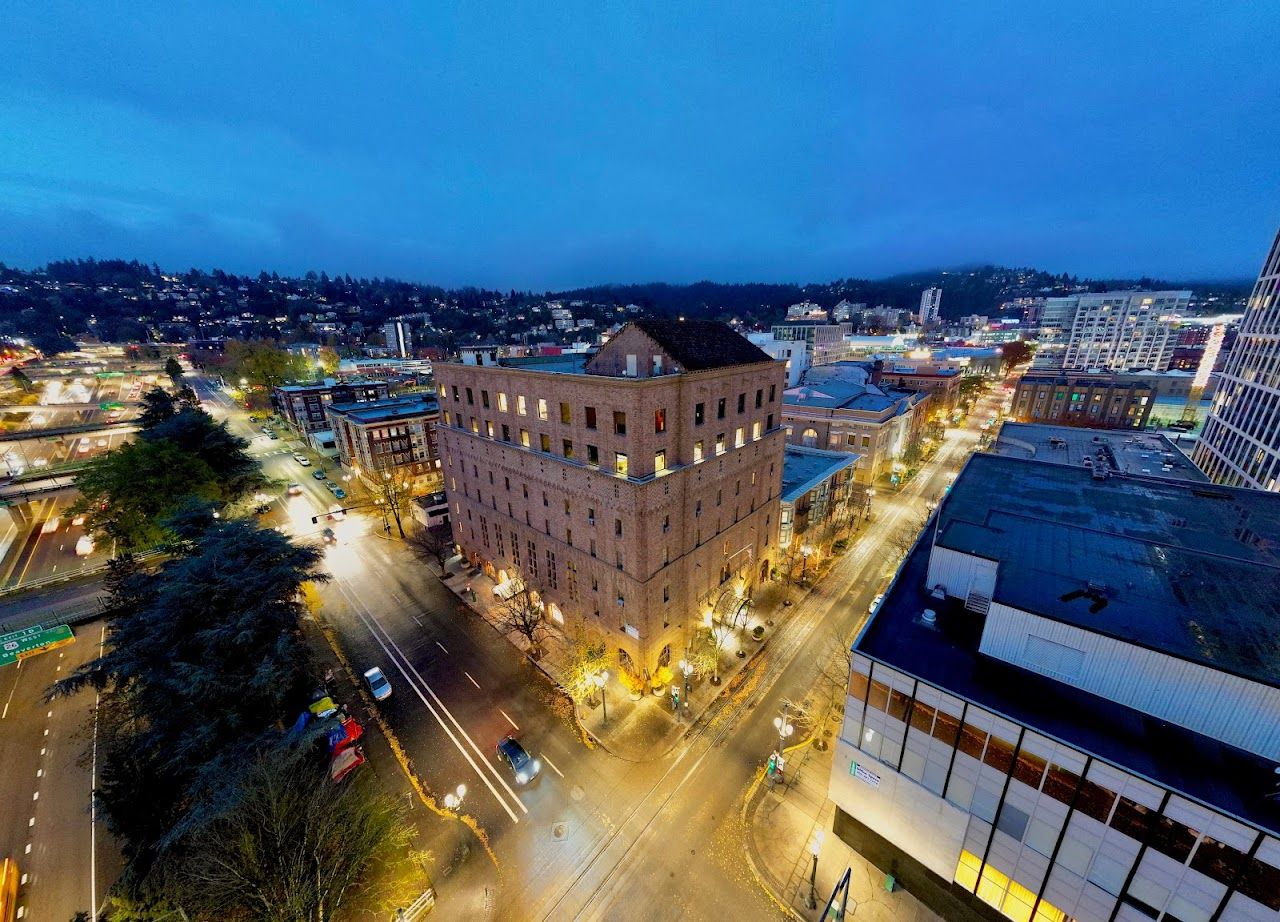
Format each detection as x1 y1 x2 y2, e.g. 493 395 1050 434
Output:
921 609 937 626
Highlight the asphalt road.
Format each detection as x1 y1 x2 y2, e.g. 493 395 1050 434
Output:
0 622 120 922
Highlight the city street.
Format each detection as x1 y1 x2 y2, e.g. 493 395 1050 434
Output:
0 622 119 922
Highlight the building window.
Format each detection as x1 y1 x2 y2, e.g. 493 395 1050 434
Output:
615 452 629 476
614 411 627 435
517 394 527 416
662 515 670 533
452 385 460 401
735 427 745 448
695 499 702 517
546 550 558 589
716 433 726 455
481 390 490 409
498 392 508 412
769 384 776 402
540 433 551 452
655 408 666 433
752 421 762 440
587 444 599 466
485 421 494 438
655 449 667 473
694 439 704 462
466 387 474 405
737 393 746 413
614 518 623 537
520 429 530 448
695 402 705 425
663 585 670 603
802 428 818 447
717 397 726 419
563 439 574 459
501 423 510 441
538 398 548 421
469 417 479 434
585 406 597 429
560 402 572 425
755 389 763 408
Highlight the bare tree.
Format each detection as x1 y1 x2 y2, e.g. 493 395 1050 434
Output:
360 469 412 538
561 624 610 703
689 625 728 685
492 569 548 658
406 522 452 573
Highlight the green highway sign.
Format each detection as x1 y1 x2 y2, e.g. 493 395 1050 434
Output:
0 625 74 666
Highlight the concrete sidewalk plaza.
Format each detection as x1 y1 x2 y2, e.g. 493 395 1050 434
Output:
745 728 941 922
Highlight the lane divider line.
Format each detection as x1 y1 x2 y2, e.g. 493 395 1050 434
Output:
500 709 519 731
464 671 481 690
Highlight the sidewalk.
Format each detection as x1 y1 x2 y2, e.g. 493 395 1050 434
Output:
438 556 806 761
744 730 941 922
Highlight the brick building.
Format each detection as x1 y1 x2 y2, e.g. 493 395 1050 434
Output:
327 395 442 491
435 320 786 678
1011 373 1154 430
272 379 391 434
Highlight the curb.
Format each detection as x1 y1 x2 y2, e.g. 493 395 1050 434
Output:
740 767 807 922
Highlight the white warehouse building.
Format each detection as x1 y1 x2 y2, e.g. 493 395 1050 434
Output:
831 451 1280 922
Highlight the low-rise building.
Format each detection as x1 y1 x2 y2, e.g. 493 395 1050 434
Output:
327 395 442 492
747 333 811 386
873 361 963 413
772 320 855 368
782 364 930 483
777 444 861 579
829 451 1280 922
272 379 392 434
989 423 1207 482
1011 372 1154 429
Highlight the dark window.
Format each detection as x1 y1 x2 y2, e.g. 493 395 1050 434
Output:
717 397 726 419
560 402 572 424
1042 763 1078 803
910 701 935 734
695 402 705 425
1013 750 1047 790
563 439 574 459
1149 816 1197 862
1075 778 1117 824
769 384 776 401
1109 796 1151 840
614 411 627 435
466 387 474 405
540 433 551 452
887 688 911 722
931 709 961 745
982 735 1015 774
958 723 987 760
1239 858 1280 911
755 389 763 408
587 444 599 465
737 393 746 413
481 390 490 409
867 681 889 713
655 408 666 433
767 413 774 431
1190 836 1246 886
849 670 870 701
585 406 597 429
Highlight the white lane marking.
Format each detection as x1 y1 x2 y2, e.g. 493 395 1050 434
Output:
464 671 481 690
47 710 52 718
28 817 35 827
435 641 448 654
412 615 423 627
24 843 31 854
542 753 564 778
43 728 49 736
35 769 42 778
32 792 38 801
331 580 524 822
500 709 519 730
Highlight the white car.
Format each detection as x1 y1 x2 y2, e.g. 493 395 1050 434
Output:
286 482 303 495
364 667 392 700
869 593 885 614
294 455 311 466
75 535 95 556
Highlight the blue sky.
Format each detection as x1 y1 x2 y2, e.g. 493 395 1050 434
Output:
1 2 1277 288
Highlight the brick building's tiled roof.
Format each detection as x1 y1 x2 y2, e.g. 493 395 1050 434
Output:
631 319 773 371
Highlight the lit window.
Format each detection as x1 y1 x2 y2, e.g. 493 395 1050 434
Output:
520 428 530 447
498 392 508 412
655 450 667 473
615 452 629 476
693 440 704 462
735 427 745 448
752 421 761 441
716 433 726 455
517 395 527 416
538 398 548 421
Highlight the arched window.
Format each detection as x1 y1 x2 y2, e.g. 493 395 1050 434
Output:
802 427 818 447
657 644 671 668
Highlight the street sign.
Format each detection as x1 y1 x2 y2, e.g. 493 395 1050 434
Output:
0 624 44 644
0 625 74 666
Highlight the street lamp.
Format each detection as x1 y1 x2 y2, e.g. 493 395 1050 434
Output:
774 702 795 751
679 658 693 700
808 828 826 909
443 783 467 810
593 670 609 724
800 543 813 579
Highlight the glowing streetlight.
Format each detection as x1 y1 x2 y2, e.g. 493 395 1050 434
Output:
593 670 609 724
774 702 795 750
800 543 814 579
808 828 826 909
443 783 467 810
679 658 693 699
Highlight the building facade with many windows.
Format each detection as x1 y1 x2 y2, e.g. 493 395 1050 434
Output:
434 320 786 677
830 452 1280 922
1011 373 1154 429
1195 228 1280 489
327 395 441 491
272 379 392 434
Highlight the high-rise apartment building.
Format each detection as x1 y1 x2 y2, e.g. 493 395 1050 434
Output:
771 320 854 367
1032 292 1189 372
383 319 413 358
434 320 786 677
919 287 943 325
1194 228 1280 489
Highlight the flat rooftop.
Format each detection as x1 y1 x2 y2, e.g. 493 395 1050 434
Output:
780 445 859 503
327 396 438 423
936 453 1280 685
990 423 1208 482
860 534 1280 836
498 354 591 374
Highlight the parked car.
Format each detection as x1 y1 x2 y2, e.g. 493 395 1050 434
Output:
294 455 311 466
324 480 339 491
869 592 884 614
496 736 541 784
363 666 392 700
312 470 327 480
332 488 346 500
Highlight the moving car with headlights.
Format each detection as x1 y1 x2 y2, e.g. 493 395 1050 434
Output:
496 736 541 784
363 666 392 700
